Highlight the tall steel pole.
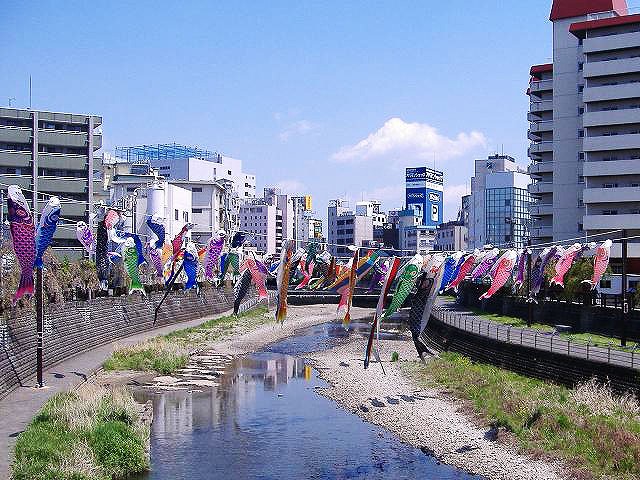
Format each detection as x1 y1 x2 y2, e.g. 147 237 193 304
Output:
621 229 628 347
35 268 44 387
527 238 532 328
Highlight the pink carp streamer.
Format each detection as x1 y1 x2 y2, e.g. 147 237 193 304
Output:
479 250 517 299
243 255 269 300
582 240 613 290
447 250 478 291
7 185 35 304
550 243 582 287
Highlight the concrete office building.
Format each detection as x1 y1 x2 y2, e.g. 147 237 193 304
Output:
398 209 436 255
0 107 102 250
355 201 387 227
264 187 293 251
468 154 529 249
116 144 256 200
327 199 373 256
528 0 640 258
435 220 468 252
239 201 278 255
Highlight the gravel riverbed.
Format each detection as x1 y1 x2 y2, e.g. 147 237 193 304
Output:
207 304 566 480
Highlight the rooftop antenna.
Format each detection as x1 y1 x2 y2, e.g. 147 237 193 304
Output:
29 76 32 110
433 152 436 170
8 97 15 107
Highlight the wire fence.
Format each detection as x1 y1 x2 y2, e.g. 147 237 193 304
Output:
431 305 640 371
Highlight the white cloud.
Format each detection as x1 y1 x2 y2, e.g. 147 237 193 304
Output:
443 183 469 221
279 120 318 142
274 179 307 194
331 117 486 164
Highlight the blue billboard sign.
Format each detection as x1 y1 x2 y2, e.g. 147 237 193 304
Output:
406 167 443 228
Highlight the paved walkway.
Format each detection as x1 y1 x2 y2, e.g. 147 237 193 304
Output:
433 298 639 371
0 308 233 479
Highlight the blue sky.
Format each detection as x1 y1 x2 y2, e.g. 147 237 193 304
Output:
2 1 557 223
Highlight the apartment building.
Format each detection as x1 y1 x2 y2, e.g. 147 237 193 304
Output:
528 0 640 258
327 199 373 256
397 209 435 255
239 201 278 255
0 107 102 250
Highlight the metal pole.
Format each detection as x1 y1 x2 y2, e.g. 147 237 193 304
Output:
35 268 44 388
527 238 532 328
621 230 628 347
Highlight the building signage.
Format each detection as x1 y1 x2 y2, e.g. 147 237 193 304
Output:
406 166 443 228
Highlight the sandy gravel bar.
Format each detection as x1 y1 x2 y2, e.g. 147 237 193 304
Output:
305 334 566 480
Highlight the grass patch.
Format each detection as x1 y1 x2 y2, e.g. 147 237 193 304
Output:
103 305 270 375
464 306 639 352
403 353 640 479
12 384 149 480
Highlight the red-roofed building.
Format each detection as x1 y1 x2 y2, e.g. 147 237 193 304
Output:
527 0 640 264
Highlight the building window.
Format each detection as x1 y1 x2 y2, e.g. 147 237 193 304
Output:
600 279 612 289
192 187 202 192
192 208 203 214
174 209 179 220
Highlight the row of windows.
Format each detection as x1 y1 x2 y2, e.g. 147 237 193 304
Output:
336 218 354 226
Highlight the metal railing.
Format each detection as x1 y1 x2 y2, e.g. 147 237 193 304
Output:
431 305 640 371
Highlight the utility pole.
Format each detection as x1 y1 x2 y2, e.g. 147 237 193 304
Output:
621 229 628 347
35 267 44 387
527 238 532 328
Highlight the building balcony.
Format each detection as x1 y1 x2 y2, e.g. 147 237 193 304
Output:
528 161 554 175
37 152 88 170
583 213 640 230
583 83 640 103
528 120 553 134
530 203 553 217
528 181 553 195
0 149 31 167
583 57 640 78
529 100 553 113
0 174 31 191
531 225 553 239
583 108 640 127
56 202 87 218
528 141 553 155
583 186 640 204
39 177 87 194
0 126 31 144
583 31 640 54
583 133 640 152
529 79 553 93
583 159 640 177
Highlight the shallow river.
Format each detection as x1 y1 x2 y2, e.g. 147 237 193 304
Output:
134 322 482 479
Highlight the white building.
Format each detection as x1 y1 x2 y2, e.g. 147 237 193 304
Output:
327 199 373 256
397 209 435 255
111 177 192 242
168 180 225 245
239 201 278 255
528 0 640 260
468 154 532 249
435 220 468 252
355 200 387 227
150 154 255 200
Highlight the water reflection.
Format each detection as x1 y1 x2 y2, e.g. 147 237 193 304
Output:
135 352 482 480
267 321 405 356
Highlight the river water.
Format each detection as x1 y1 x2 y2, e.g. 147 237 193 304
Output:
134 322 482 479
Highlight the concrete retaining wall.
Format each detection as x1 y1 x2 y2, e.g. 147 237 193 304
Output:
0 288 237 399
